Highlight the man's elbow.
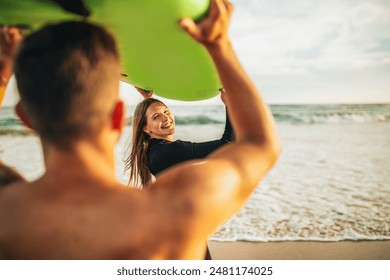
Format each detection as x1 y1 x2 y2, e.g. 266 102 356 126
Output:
253 136 282 171
267 139 282 168
244 135 282 167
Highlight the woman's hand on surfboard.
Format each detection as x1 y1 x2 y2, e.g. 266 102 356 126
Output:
0 26 24 58
134 86 154 99
219 88 227 105
179 0 233 47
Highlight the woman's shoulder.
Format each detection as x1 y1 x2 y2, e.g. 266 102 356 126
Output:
148 139 193 156
146 139 194 175
149 138 192 146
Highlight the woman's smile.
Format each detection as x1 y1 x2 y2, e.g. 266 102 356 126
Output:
144 102 175 140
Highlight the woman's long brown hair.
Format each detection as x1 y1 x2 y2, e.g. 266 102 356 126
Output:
125 98 166 188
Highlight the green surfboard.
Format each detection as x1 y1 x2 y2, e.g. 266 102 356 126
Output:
0 0 221 101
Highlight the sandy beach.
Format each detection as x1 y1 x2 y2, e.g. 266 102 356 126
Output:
209 240 390 260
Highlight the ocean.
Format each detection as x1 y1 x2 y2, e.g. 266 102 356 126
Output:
1 104 390 242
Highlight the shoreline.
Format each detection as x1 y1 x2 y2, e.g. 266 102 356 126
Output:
209 240 390 260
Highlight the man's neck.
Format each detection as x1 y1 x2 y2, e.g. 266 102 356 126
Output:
42 139 118 186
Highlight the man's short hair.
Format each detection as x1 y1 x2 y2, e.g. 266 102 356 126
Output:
14 21 120 149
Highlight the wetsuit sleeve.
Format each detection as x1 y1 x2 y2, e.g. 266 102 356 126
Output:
191 107 234 157
221 107 234 142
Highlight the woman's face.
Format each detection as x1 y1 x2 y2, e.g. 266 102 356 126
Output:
143 102 175 140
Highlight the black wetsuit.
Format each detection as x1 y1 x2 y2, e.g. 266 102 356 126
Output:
146 108 234 260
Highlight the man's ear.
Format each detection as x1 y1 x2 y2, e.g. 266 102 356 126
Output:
112 100 125 132
15 102 34 130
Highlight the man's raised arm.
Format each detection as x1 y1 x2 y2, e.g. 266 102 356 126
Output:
150 0 281 236
179 0 281 191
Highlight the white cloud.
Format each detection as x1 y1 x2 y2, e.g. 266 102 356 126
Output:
229 0 390 103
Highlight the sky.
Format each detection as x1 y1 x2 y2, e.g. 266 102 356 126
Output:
228 0 390 104
3 0 390 106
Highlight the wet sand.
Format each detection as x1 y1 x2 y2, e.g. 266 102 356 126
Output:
209 240 390 260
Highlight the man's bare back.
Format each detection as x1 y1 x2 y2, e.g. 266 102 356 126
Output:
0 179 202 259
